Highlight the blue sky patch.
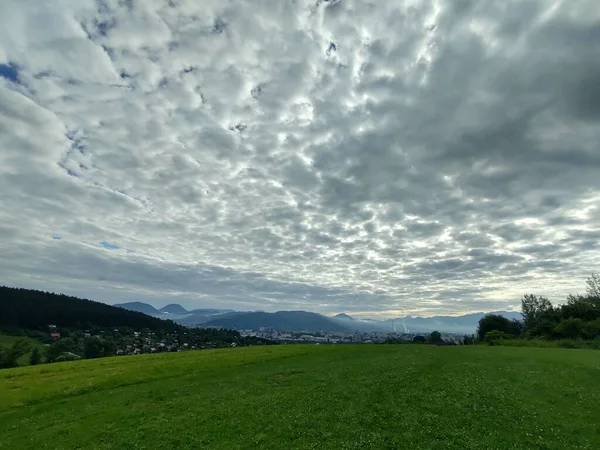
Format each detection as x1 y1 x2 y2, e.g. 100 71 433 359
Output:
0 63 19 83
52 236 62 240
100 240 120 250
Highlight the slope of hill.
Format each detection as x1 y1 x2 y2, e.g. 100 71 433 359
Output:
204 311 348 332
1 345 598 449
159 304 188 315
0 287 179 332
113 301 161 317
177 310 242 326
334 313 355 320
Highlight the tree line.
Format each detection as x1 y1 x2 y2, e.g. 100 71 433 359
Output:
477 274 600 344
0 286 181 333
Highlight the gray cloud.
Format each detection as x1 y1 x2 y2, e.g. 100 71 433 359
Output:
1 0 600 317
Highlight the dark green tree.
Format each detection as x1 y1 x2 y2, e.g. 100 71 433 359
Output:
84 338 116 359
581 319 600 340
553 318 584 339
0 349 17 369
29 347 42 365
46 338 77 363
585 273 600 298
84 339 104 359
412 335 426 343
521 294 555 335
477 314 522 340
429 331 442 344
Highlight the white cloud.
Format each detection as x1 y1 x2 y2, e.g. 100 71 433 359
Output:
1 0 600 316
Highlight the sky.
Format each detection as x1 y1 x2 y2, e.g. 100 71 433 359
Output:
1 0 600 318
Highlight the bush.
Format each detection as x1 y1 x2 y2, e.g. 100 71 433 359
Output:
484 330 513 345
553 318 584 339
29 347 42 365
581 319 600 340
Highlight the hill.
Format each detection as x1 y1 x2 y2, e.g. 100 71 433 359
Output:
114 301 161 317
0 345 598 449
159 304 188 315
0 286 179 332
113 302 235 325
334 313 355 320
204 311 348 332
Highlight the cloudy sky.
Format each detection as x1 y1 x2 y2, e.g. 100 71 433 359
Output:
1 0 599 317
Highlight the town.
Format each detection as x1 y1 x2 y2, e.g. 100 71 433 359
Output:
239 329 473 345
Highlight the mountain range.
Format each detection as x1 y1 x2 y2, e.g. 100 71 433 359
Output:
114 301 521 334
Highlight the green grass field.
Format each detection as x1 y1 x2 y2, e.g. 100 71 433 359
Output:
1 345 599 449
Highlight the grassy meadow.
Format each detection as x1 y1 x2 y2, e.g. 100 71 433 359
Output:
1 344 599 449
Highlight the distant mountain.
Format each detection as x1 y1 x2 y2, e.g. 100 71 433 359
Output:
188 308 235 315
331 315 389 332
177 310 240 326
334 313 355 320
203 311 348 332
85 299 523 334
113 302 237 325
384 311 522 334
159 304 188 315
114 302 160 317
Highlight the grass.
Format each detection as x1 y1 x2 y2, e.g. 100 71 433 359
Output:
1 345 599 449
491 338 600 350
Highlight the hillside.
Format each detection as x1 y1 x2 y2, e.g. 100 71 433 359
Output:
334 313 355 320
113 301 160 316
0 345 598 449
0 286 178 332
204 311 348 332
113 301 235 325
159 304 188 315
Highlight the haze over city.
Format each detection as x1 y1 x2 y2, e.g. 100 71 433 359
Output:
1 0 599 318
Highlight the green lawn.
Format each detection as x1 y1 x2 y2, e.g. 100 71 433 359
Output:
1 345 599 449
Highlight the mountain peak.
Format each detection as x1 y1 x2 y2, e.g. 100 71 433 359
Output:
334 313 355 320
159 304 188 315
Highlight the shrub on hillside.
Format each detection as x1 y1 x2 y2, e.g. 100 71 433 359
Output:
484 330 513 345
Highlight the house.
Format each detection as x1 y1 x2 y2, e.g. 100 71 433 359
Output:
116 349 124 355
50 332 61 340
150 348 157 353
133 348 141 354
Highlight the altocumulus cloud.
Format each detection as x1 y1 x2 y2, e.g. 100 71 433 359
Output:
1 0 600 316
